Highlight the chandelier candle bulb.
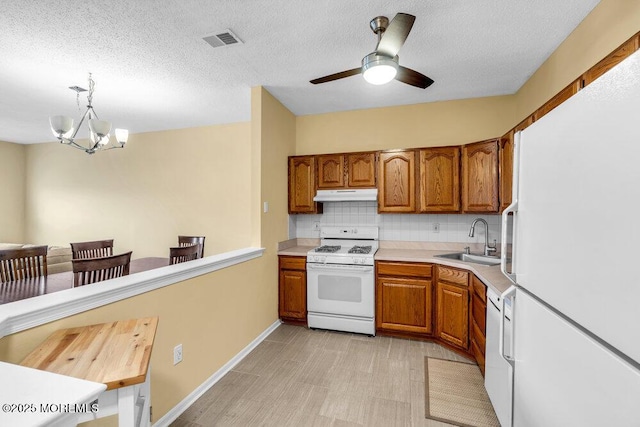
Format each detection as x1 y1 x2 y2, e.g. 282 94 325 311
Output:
115 129 129 146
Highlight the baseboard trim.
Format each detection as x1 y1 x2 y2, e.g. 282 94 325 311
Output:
153 319 282 427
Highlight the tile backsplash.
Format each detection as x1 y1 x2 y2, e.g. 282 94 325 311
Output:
290 201 503 245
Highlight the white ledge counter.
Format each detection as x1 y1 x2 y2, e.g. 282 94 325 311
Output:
0 247 264 339
0 361 106 427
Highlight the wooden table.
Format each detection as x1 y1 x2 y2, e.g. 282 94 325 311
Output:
20 317 159 427
0 257 169 304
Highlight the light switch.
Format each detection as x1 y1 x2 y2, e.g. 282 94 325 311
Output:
263 201 269 213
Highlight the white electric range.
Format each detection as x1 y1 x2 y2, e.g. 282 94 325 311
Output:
306 226 378 336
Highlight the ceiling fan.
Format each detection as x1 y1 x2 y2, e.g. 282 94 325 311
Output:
310 13 434 89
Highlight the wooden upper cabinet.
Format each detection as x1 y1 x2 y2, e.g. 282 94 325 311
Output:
317 154 345 189
533 79 581 122
499 131 514 212
347 152 376 187
418 147 460 213
461 140 499 213
378 150 416 213
288 156 321 214
582 35 640 87
317 152 376 189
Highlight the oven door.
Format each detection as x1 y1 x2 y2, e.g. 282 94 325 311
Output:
306 263 374 318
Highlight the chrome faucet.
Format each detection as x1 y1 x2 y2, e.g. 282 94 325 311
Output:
469 218 497 256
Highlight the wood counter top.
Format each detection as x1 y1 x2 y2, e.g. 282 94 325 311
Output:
20 317 159 391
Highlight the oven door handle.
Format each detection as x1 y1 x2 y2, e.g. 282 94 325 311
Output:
306 264 374 273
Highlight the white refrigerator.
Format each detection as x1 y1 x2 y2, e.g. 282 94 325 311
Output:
499 49 640 426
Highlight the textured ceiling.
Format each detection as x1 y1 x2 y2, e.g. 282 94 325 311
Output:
0 0 600 144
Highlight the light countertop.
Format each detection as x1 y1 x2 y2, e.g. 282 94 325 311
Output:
278 243 513 294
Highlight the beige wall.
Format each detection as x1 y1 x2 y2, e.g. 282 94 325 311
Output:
249 86 298 335
0 257 274 425
0 140 26 242
24 123 252 257
514 0 640 123
295 95 515 155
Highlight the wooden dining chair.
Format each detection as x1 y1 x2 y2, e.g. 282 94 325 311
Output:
72 251 132 287
169 244 200 265
70 239 114 260
0 246 48 283
178 236 205 259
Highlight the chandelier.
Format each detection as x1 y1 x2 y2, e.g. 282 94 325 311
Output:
49 73 128 155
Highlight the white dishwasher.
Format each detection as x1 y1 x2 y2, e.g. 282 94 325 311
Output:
485 287 513 427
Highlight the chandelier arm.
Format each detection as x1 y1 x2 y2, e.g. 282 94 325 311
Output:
99 145 124 152
68 106 93 141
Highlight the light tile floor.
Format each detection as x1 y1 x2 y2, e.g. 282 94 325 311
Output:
171 324 473 427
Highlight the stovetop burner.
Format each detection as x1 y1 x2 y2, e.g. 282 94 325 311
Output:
315 245 341 253
348 245 372 254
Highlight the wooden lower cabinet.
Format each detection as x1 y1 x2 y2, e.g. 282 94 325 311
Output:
435 266 469 350
470 275 488 375
278 256 307 323
376 262 433 334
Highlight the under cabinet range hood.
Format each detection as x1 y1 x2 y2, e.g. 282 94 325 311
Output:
313 189 378 202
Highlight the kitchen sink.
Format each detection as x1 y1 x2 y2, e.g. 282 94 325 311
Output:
435 252 502 266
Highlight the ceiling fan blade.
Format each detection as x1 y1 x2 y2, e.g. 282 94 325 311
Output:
310 67 362 84
376 13 415 57
395 66 434 89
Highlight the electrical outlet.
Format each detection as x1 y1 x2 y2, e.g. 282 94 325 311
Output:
313 221 320 231
432 223 440 233
173 344 183 365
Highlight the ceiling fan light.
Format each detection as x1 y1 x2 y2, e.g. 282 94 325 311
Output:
362 54 399 85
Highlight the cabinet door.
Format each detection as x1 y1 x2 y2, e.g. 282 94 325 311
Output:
376 276 432 334
418 147 460 212
279 269 307 320
347 152 376 187
288 156 319 213
435 281 469 349
461 140 499 212
378 150 416 212
499 131 514 212
317 154 345 189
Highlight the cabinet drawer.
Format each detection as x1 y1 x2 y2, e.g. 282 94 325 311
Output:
279 256 306 271
472 318 486 353
437 266 469 286
472 294 486 334
472 275 486 303
377 261 432 278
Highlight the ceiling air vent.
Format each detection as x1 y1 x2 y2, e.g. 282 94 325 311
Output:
202 29 243 48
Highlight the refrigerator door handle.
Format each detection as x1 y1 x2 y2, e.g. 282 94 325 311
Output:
500 131 521 284
499 286 516 367
500 202 517 283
